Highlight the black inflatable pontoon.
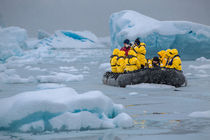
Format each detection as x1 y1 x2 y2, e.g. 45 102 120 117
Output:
103 68 187 88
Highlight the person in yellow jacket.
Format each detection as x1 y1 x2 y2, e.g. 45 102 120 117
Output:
148 57 160 68
131 38 140 50
157 50 168 67
133 44 147 68
110 49 120 73
125 50 140 72
116 51 126 73
165 49 173 68
167 49 182 71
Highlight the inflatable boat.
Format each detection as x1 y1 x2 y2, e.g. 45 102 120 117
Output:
103 68 187 88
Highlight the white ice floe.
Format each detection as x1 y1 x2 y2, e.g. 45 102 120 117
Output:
59 66 78 72
189 110 210 118
127 83 175 89
25 66 47 72
99 63 111 71
128 92 139 96
0 87 133 132
0 26 27 62
189 64 210 70
37 83 66 90
195 57 210 62
0 69 35 84
37 72 84 83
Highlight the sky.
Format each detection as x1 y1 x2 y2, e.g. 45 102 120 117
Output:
0 0 210 37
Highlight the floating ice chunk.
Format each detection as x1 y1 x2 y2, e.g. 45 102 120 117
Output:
0 26 28 62
37 83 66 90
128 92 139 96
127 83 175 89
59 66 78 72
194 74 210 78
189 64 210 70
19 120 44 132
0 88 132 132
25 66 46 72
189 110 210 118
184 73 193 77
35 30 105 49
37 72 84 83
49 111 103 131
99 63 111 71
0 69 35 84
109 10 210 59
195 57 210 62
37 29 50 40
113 113 133 128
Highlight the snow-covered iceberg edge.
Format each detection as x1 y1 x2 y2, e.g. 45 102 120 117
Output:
0 87 133 132
109 10 210 59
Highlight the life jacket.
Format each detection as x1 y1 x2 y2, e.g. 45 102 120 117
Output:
116 56 125 66
168 55 180 66
110 55 118 66
126 55 137 66
120 47 131 56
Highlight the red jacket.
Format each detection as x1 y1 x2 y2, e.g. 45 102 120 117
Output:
120 46 131 56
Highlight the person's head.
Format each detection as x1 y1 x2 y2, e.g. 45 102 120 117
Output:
123 39 130 48
134 38 140 46
152 56 159 64
171 49 178 56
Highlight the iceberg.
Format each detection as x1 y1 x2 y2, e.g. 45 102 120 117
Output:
35 30 105 49
0 26 28 62
0 87 133 132
109 10 210 59
37 29 50 40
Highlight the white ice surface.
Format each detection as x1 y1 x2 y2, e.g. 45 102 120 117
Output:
37 72 84 83
0 87 132 132
189 110 210 118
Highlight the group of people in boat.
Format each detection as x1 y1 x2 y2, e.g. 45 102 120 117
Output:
110 38 182 73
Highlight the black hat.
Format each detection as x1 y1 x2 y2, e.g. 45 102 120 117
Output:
124 39 130 44
153 56 159 62
134 38 140 45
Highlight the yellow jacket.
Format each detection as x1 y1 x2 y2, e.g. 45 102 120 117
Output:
147 59 160 68
158 50 168 68
167 49 182 71
148 59 153 68
133 45 147 68
125 50 140 72
116 51 126 73
110 49 120 73
165 49 172 68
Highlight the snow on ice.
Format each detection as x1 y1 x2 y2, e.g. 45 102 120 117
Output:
0 87 133 132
